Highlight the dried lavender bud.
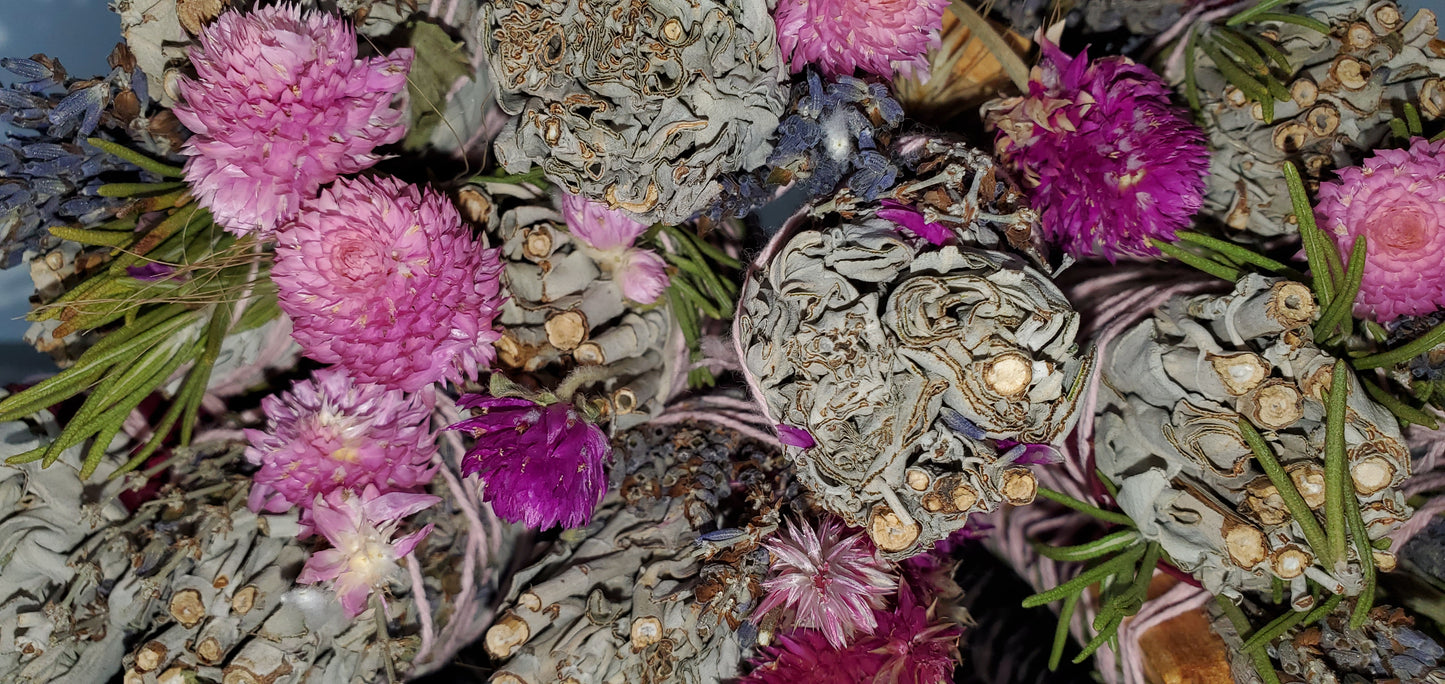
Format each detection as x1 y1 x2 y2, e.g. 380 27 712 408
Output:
738 210 1086 558
1197 0 1445 236
0 58 163 269
484 422 795 683
707 70 904 221
479 0 787 224
1209 598 1445 683
0 400 514 683
467 180 683 429
1096 274 1410 604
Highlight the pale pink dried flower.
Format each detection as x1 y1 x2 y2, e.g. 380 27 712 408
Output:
1315 137 1445 323
754 516 897 649
773 0 948 80
559 191 670 304
297 485 439 617
272 175 505 392
244 369 437 524
173 4 412 236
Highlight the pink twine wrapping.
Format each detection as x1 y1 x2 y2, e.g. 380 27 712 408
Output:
1389 423 1445 552
399 393 507 674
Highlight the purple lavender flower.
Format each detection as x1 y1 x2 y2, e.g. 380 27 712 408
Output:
445 394 611 530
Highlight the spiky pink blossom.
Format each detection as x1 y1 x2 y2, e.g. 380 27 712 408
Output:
445 394 611 530
173 5 412 236
297 485 439 617
983 43 1209 261
742 581 962 684
244 369 437 522
560 192 669 304
273 175 505 393
754 516 896 649
1315 137 1445 323
773 0 948 80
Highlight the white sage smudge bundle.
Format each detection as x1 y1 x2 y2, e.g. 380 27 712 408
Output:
887 136 1047 265
0 399 514 684
477 0 787 224
1097 274 1410 605
484 422 796 683
1194 0 1445 236
1207 597 1445 683
737 205 1087 558
461 180 683 429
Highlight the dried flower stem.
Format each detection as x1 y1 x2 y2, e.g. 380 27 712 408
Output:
1239 593 1342 653
1214 596 1283 684
948 0 1029 91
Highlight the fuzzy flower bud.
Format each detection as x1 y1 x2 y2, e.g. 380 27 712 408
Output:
560 191 670 304
1315 137 1445 323
244 369 437 523
773 0 948 80
273 175 505 392
173 4 412 236
445 394 611 530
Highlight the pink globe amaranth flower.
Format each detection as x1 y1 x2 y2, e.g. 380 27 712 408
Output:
773 0 948 80
742 581 962 684
559 191 670 304
865 580 964 684
1315 137 1445 323
172 4 412 237
984 43 1209 261
244 368 437 523
445 394 611 530
754 516 897 649
740 629 879 684
273 175 505 393
297 485 440 618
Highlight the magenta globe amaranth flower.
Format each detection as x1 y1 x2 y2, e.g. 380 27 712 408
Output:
244 369 437 521
754 516 896 649
983 44 1209 260
742 581 961 684
1315 137 1445 323
445 394 611 530
297 485 440 617
172 4 412 236
773 0 948 80
560 192 670 304
273 175 505 392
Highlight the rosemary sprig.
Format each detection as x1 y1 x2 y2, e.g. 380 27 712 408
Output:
1322 360 1350 566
